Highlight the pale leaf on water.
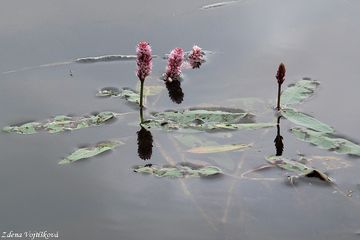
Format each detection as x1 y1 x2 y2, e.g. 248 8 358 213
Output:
187 143 253 154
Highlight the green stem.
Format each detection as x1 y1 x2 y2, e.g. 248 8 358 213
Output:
140 80 144 109
277 83 282 111
139 80 144 123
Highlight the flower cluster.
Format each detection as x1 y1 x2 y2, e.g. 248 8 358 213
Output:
165 48 184 81
136 41 152 81
276 63 286 84
188 45 204 69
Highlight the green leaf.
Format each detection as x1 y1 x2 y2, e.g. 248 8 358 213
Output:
281 108 334 133
133 163 222 178
119 88 141 104
290 128 360 156
143 108 257 131
96 87 121 97
281 79 319 106
3 112 117 134
97 87 140 105
266 155 332 182
187 143 253 154
59 141 122 165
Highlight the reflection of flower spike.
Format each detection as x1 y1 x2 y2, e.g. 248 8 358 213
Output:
137 127 153 160
188 45 204 69
136 41 152 81
166 79 184 104
165 48 184 81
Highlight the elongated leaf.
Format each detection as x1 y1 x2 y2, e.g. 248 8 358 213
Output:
143 108 257 131
3 112 117 134
290 128 360 156
59 141 122 164
281 79 319 106
281 108 334 133
133 162 222 178
266 155 332 182
187 143 253 154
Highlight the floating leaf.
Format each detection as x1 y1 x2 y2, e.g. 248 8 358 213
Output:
119 88 140 104
211 122 276 130
96 87 140 105
281 108 334 133
200 1 239 10
3 122 41 134
3 112 117 134
290 128 360 156
281 79 319 106
133 162 222 178
187 143 253 154
96 87 121 97
59 141 122 164
143 108 256 131
266 155 332 182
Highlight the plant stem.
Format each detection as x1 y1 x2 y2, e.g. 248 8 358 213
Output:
276 83 282 111
139 79 145 124
139 80 144 109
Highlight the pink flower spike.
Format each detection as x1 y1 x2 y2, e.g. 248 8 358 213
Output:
188 45 204 69
136 41 152 81
165 48 184 81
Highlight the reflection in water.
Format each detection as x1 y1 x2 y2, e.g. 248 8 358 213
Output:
274 116 284 156
165 79 184 104
137 107 153 160
188 45 205 69
137 126 153 160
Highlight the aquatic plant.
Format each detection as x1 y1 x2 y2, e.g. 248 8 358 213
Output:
136 41 152 110
164 48 184 81
188 45 204 69
276 63 286 110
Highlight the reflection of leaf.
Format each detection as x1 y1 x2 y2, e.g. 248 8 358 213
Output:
3 112 117 134
142 108 273 131
290 128 360 156
133 162 222 178
266 155 332 182
281 108 334 133
187 143 253 154
173 134 217 148
281 79 319 106
59 141 122 165
136 82 164 96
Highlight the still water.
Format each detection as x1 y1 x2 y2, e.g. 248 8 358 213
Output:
1 0 360 239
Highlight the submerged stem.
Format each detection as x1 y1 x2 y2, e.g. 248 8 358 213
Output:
276 83 282 111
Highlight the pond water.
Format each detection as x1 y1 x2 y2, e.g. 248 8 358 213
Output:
1 0 360 239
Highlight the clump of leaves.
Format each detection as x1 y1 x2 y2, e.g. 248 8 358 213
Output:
142 108 277 131
3 112 117 134
133 162 222 178
266 155 332 183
